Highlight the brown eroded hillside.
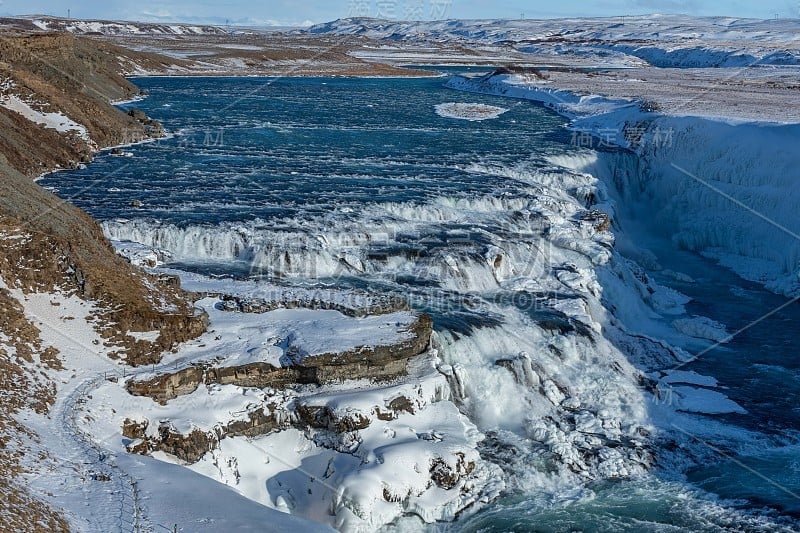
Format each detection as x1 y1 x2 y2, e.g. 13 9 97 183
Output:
0 30 206 528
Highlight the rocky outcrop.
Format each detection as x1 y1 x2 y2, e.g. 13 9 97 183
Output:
219 293 409 318
123 405 294 463
295 403 371 434
429 453 476 490
123 389 431 465
128 108 165 137
580 209 613 232
127 313 433 403
126 367 205 401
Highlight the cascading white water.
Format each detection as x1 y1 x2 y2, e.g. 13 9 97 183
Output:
102 194 557 284
105 160 661 487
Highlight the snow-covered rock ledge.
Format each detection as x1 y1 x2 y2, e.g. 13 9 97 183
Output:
446 72 800 297
79 297 503 531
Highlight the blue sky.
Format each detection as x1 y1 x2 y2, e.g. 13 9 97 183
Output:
1 0 798 26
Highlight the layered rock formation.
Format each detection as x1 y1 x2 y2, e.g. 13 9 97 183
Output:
127 312 432 403
122 308 433 461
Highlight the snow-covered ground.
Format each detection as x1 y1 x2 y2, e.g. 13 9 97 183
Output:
26 17 226 36
82 347 502 531
1 94 91 141
4 283 502 531
5 286 329 531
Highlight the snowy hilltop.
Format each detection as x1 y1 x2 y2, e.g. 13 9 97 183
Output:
309 15 800 68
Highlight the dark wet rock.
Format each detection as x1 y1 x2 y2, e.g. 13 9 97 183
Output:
580 209 613 232
219 293 409 318
495 352 540 388
429 453 475 490
530 307 595 340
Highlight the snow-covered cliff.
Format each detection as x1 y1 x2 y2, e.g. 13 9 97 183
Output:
447 73 800 296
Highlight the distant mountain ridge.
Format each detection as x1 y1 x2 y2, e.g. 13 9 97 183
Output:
5 15 227 35
307 15 800 68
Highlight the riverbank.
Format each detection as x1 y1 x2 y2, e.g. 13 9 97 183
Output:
0 31 221 528
5 14 800 530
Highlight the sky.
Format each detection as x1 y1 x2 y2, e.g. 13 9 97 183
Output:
0 0 798 26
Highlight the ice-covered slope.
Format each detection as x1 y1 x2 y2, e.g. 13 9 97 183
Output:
587 118 800 296
308 15 800 67
447 73 800 296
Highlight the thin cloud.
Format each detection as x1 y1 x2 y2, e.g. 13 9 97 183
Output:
633 0 700 10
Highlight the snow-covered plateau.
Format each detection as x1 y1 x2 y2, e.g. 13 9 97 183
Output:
310 15 800 69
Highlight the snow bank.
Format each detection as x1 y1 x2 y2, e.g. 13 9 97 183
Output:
117 453 334 532
4 287 328 532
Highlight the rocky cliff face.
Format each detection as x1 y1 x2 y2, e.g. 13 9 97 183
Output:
0 30 207 528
